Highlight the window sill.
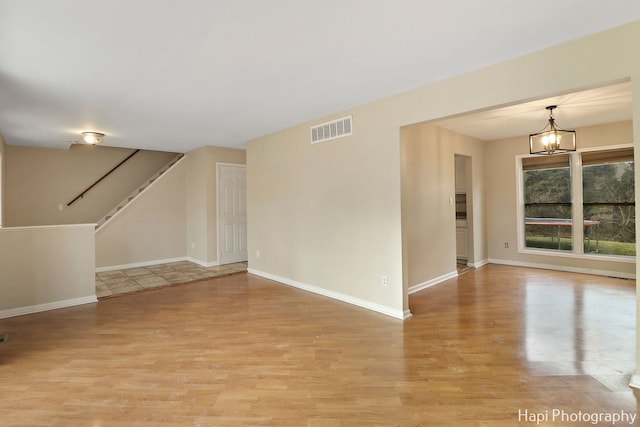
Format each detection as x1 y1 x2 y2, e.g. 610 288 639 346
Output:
518 247 636 263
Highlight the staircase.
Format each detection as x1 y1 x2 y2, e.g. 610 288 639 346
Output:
95 153 185 230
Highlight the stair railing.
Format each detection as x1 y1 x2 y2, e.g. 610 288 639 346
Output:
67 149 140 206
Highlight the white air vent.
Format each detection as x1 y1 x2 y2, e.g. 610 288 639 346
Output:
311 115 352 144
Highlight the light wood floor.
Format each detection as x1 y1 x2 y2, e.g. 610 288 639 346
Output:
0 265 637 426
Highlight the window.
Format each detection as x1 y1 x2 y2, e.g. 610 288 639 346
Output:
522 155 572 251
521 147 635 257
582 148 635 255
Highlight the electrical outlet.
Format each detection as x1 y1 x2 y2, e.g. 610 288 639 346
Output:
504 242 509 248
191 242 195 249
381 275 388 287
256 250 261 258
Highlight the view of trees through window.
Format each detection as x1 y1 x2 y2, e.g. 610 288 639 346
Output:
583 160 635 255
523 164 572 251
522 149 635 257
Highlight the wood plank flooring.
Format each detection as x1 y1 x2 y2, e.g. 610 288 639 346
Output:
0 264 638 426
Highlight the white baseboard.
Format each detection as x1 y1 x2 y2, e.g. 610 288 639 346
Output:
0 295 98 320
248 268 407 320
186 257 219 268
488 258 636 279
408 271 458 295
469 258 489 268
96 257 189 272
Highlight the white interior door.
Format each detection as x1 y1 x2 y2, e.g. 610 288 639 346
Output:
218 164 247 265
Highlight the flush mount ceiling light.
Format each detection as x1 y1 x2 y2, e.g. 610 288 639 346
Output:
81 131 104 144
529 105 576 155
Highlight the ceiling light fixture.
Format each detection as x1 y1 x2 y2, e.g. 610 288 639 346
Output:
81 131 104 144
529 105 576 155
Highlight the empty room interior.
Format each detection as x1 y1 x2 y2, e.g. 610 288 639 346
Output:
1 2 640 425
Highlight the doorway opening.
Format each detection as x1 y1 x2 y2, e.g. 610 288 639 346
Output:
455 154 473 274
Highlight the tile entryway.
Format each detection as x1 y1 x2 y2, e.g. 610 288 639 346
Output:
96 261 248 298
456 263 473 275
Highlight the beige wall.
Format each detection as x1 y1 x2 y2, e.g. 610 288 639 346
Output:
0 132 5 226
185 147 209 263
486 120 635 277
0 224 96 317
401 124 487 289
247 21 640 318
4 144 177 226
185 146 246 266
248 107 406 318
95 160 187 268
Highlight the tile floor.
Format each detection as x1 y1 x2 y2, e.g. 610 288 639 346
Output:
95 261 248 298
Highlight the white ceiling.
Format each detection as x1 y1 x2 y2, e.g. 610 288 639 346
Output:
433 81 633 141
0 1 639 152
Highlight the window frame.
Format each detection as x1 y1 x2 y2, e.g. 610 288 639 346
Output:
521 153 574 252
516 143 635 262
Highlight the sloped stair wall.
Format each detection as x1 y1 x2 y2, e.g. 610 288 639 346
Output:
95 155 187 269
95 153 184 230
3 144 179 227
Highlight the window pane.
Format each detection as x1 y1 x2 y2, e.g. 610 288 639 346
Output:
582 160 635 256
523 162 572 251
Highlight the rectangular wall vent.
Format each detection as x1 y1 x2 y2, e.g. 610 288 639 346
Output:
311 115 352 144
